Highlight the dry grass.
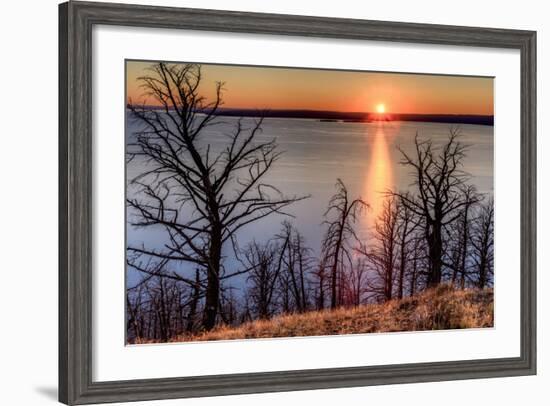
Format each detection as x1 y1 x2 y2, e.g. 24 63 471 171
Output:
136 284 493 344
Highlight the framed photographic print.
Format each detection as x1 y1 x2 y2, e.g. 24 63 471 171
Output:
59 1 536 404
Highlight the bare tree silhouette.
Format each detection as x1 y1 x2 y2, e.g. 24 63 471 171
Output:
276 222 313 313
359 197 399 302
342 258 369 306
243 240 281 319
447 185 480 288
312 258 328 310
321 179 368 309
127 276 192 342
389 129 475 287
127 62 306 330
395 195 419 299
470 198 494 288
408 235 426 296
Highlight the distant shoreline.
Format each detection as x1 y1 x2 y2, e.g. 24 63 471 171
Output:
128 106 494 126
215 109 494 126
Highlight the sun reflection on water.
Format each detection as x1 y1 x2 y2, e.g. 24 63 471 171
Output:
364 122 395 228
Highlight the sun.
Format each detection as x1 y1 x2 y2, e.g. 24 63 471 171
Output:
376 103 386 114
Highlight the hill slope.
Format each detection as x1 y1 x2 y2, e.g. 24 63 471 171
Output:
142 285 493 343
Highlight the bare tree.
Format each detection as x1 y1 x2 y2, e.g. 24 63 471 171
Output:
243 240 280 319
359 197 399 302
272 222 314 313
127 284 146 341
312 258 328 310
389 129 474 287
321 179 368 309
185 269 201 333
447 185 480 288
395 196 419 299
126 62 306 330
407 234 426 296
127 275 192 342
342 258 369 306
470 198 494 288
290 224 313 312
219 287 240 326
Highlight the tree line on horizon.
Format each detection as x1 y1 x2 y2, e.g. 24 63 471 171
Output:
125 62 494 342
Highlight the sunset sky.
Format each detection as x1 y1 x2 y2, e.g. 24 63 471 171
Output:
126 60 494 116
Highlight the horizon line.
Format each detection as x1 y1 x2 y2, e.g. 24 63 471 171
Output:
126 104 494 125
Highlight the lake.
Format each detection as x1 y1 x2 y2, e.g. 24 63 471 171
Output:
126 115 494 290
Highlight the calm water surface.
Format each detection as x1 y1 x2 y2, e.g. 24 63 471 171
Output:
126 115 493 289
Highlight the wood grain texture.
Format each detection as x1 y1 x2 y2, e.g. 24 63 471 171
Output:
58 1 537 404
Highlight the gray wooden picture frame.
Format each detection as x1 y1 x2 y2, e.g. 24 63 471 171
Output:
59 1 537 404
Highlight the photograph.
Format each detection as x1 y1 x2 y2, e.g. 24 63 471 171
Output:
125 60 495 344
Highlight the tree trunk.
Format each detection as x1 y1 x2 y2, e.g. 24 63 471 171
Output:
397 255 405 299
186 269 201 333
384 251 394 301
477 233 490 289
298 247 307 311
287 246 303 312
330 219 345 309
317 265 325 310
202 226 222 331
397 228 408 299
158 279 168 341
478 256 487 289
410 248 418 296
427 219 443 287
459 205 471 289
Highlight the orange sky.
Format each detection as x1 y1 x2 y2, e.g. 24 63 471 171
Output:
126 60 494 116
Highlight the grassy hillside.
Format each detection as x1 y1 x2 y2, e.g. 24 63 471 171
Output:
138 284 493 344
